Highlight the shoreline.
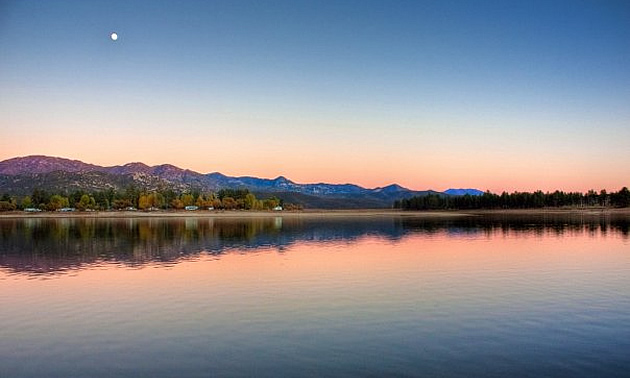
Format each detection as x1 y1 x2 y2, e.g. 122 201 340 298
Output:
1 208 629 219
0 209 466 219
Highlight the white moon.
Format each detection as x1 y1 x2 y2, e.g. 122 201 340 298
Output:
110 32 118 41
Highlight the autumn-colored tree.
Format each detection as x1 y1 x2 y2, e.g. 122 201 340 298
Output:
112 199 132 210
21 196 33 209
252 199 264 210
171 198 184 210
181 194 194 207
222 197 237 210
48 195 69 211
0 199 16 211
77 194 95 210
262 197 280 210
212 198 222 209
243 193 257 210
236 198 245 209
138 194 150 210
150 192 165 208
283 203 303 211
196 194 211 208
139 192 165 210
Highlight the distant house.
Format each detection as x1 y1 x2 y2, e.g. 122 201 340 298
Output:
59 207 75 212
207 207 214 211
273 206 283 211
185 205 198 211
125 207 137 211
24 208 42 212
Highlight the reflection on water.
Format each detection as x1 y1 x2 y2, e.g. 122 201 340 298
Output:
1 214 629 377
1 214 628 276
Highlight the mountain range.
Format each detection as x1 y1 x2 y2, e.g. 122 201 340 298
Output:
0 155 483 208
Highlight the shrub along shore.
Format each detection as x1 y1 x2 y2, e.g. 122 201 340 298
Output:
1 186 628 213
0 188 301 212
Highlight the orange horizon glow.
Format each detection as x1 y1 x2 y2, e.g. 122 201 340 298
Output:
0 144 626 194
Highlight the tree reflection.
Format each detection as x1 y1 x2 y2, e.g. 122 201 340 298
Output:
0 214 628 276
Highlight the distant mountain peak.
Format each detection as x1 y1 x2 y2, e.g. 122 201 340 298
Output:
123 162 149 169
0 155 99 175
372 184 410 193
444 188 484 196
207 172 227 178
152 164 187 174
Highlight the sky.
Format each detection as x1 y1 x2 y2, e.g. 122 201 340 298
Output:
1 0 629 192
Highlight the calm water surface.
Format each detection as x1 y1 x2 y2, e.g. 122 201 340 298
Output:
1 214 629 377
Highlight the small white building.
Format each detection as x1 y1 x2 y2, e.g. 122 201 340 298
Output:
273 206 283 211
185 205 198 211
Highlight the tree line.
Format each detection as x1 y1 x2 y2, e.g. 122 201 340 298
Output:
394 187 630 210
0 186 303 212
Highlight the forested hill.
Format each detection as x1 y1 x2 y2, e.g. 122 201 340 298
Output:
0 155 470 209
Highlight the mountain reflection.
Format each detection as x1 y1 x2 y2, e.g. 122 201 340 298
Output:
1 214 628 276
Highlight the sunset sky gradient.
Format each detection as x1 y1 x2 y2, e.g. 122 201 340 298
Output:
1 0 629 192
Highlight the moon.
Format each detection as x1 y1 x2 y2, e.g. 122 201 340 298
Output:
110 32 118 41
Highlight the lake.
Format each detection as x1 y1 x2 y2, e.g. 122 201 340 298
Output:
1 214 629 377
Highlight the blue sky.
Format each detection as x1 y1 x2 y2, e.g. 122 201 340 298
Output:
1 0 629 191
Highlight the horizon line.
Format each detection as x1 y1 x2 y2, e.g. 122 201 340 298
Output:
1 154 626 194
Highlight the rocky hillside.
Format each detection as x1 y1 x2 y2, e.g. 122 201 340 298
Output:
0 155 479 208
